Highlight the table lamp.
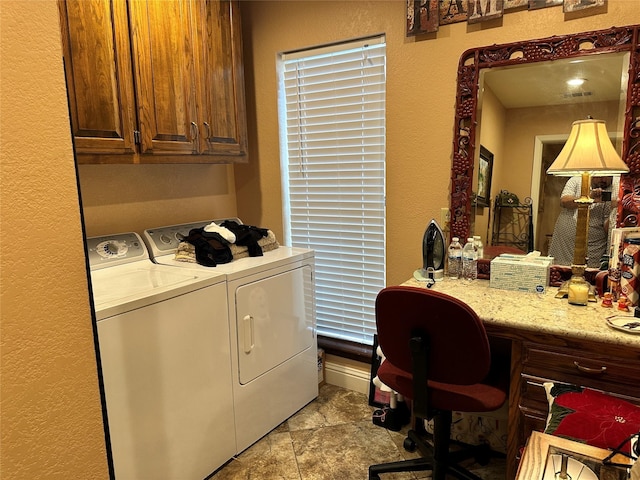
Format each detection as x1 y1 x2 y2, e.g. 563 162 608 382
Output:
546 118 629 305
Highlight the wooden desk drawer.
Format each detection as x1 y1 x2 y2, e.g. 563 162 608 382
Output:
520 374 551 411
522 343 640 399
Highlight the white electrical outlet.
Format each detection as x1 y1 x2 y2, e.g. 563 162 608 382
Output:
440 207 450 227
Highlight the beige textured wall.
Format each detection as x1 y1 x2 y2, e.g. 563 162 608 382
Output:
79 163 237 236
475 85 507 244
237 0 640 286
1 1 109 479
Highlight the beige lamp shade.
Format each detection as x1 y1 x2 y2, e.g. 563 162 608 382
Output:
546 119 629 176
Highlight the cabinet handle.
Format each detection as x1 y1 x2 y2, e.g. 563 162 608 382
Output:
203 122 212 151
574 361 607 375
190 121 199 151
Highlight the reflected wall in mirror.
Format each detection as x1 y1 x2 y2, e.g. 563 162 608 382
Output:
450 24 640 265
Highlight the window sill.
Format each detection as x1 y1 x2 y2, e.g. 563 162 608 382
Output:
317 335 373 364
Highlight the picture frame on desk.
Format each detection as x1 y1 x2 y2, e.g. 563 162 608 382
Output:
610 227 640 270
516 431 633 480
608 227 640 298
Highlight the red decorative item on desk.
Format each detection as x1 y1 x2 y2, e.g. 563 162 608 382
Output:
621 238 640 306
618 295 630 311
601 292 613 308
544 382 640 455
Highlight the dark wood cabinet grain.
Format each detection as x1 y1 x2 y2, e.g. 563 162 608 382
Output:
58 0 137 156
58 0 248 164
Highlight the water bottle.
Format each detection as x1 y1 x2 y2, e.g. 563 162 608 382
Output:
462 237 478 282
473 235 484 260
447 237 463 279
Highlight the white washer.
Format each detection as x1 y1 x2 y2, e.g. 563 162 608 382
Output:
87 232 234 480
143 220 317 453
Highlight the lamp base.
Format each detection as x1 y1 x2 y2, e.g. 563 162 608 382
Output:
555 276 597 304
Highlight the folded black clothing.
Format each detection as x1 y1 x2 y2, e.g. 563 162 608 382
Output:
181 227 233 267
220 220 269 257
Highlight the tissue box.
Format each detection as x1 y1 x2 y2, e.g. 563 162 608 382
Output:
490 254 553 293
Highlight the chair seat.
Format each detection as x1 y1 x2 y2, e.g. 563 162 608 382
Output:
377 360 507 413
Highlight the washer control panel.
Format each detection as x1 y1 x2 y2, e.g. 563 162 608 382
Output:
87 232 148 270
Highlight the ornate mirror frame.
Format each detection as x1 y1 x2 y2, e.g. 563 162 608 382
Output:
450 24 640 246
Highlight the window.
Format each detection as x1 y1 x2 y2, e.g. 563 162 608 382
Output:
278 36 386 347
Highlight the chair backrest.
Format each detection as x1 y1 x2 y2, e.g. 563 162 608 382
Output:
375 286 491 385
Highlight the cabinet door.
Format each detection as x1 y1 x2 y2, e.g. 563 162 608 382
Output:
58 0 136 156
128 0 199 155
192 0 248 160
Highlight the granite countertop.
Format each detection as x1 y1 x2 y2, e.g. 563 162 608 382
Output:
401 277 640 349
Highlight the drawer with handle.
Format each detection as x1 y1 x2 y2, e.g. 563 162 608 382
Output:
521 342 640 399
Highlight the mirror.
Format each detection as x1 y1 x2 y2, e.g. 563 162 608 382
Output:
450 24 640 265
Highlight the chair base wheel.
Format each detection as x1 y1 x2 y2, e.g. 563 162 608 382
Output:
403 436 416 452
474 443 491 466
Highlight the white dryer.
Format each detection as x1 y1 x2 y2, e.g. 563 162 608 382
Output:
87 232 234 480
143 221 317 453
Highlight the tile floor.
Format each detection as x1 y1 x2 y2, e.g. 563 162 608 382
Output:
210 384 507 480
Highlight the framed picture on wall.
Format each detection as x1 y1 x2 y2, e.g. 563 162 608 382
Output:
468 0 504 24
528 0 562 9
406 0 439 36
504 0 528 10
476 146 494 207
563 0 605 13
439 0 468 25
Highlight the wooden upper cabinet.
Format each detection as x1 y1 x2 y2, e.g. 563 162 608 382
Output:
58 0 137 155
58 0 248 163
128 0 199 155
191 0 248 159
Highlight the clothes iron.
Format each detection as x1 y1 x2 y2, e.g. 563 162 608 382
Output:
419 219 445 282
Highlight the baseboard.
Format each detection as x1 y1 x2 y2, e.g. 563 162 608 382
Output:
324 354 371 395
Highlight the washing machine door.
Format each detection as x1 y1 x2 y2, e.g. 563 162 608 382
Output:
234 265 314 384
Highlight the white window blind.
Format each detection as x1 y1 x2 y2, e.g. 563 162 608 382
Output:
278 36 386 346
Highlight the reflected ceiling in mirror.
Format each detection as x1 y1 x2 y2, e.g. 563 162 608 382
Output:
449 25 640 243
480 52 628 109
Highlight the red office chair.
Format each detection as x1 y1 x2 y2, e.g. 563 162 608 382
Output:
369 286 508 480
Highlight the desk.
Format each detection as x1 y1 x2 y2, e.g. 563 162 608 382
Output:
402 277 640 479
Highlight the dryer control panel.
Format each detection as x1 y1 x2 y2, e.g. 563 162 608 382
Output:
87 232 148 270
144 221 208 255
143 218 242 258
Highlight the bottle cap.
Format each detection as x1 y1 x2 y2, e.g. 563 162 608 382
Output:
452 237 459 242
473 235 480 240
467 238 474 243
